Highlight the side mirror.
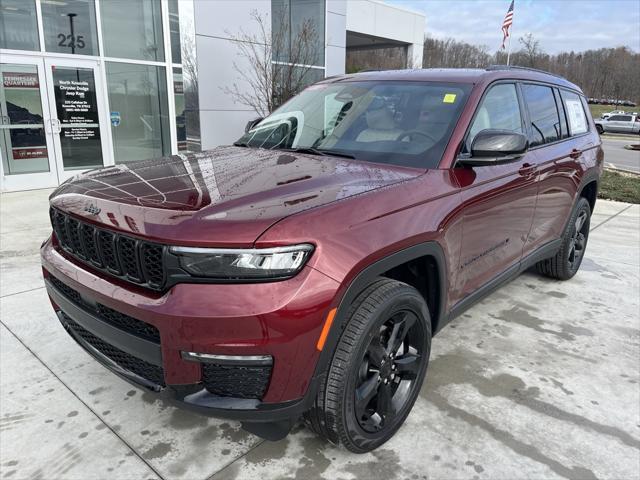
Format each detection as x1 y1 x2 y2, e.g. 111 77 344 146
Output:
245 117 264 133
460 129 528 167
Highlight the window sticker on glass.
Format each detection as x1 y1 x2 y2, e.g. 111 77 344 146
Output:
443 93 457 103
565 99 587 135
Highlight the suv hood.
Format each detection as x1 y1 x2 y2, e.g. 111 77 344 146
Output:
50 146 421 246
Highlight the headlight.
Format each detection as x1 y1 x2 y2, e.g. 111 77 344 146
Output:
169 244 314 280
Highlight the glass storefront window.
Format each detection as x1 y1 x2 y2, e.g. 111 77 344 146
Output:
41 0 99 56
106 62 170 163
100 0 164 62
169 0 181 64
0 0 40 51
0 64 49 174
173 68 186 151
272 0 325 67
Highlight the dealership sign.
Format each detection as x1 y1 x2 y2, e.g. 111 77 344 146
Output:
3 72 39 89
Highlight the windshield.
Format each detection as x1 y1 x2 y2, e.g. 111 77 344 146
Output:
236 80 471 169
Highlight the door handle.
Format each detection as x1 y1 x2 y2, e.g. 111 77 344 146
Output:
52 118 61 134
569 148 582 159
518 162 537 177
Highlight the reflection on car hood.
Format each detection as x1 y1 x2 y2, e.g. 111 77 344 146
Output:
50 146 422 246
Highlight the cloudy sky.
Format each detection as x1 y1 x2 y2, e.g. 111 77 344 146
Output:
384 0 640 54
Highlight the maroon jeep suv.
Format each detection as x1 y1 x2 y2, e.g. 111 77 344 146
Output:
41 66 602 452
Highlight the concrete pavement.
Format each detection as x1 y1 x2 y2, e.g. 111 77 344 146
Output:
1 189 639 480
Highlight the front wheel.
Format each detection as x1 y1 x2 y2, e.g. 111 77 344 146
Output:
596 125 604 134
304 278 431 453
535 197 591 280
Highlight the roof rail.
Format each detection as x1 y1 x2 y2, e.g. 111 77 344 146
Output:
486 64 567 80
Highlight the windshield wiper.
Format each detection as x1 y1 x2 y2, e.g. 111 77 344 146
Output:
233 141 250 147
280 147 355 159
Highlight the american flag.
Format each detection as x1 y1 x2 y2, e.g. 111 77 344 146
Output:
501 0 514 49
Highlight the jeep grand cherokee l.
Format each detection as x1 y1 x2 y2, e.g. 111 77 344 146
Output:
41 66 602 453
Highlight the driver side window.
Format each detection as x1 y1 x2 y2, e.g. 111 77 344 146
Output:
467 83 523 151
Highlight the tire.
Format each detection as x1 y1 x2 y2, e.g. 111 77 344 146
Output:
535 197 591 280
596 125 604 134
304 278 431 453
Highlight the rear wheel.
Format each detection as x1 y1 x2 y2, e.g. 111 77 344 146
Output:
535 197 591 280
304 278 431 453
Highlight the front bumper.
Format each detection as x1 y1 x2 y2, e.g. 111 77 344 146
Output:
41 236 339 424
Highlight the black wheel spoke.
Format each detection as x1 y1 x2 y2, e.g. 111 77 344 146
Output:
355 373 379 418
394 352 421 379
386 312 416 355
376 382 393 420
575 212 586 233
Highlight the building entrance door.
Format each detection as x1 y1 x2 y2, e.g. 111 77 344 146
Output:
0 54 110 191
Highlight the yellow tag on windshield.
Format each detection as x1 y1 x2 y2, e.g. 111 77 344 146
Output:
443 93 457 103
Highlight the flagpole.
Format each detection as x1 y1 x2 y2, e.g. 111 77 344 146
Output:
506 1 514 65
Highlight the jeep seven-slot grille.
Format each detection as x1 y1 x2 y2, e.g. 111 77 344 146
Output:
50 208 166 290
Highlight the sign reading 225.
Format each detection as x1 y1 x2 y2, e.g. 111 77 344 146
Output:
57 34 86 49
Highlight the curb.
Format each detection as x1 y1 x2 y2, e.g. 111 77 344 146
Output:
605 165 640 176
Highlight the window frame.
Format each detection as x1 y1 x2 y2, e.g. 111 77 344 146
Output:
519 81 591 151
520 82 566 148
456 79 593 167
558 87 591 137
552 87 570 139
458 79 527 161
608 115 632 122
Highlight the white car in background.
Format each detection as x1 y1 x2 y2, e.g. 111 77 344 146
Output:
595 114 640 134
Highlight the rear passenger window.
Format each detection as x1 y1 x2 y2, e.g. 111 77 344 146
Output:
560 90 589 135
610 115 632 122
467 83 523 150
522 84 562 146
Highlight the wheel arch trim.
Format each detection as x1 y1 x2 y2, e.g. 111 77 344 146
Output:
309 242 447 388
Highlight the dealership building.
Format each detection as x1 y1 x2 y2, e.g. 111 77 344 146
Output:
0 0 425 192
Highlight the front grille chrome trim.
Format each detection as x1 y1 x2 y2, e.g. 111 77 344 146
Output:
181 351 273 366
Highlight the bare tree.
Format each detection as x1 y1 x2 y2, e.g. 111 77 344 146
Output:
222 10 320 117
518 33 543 67
420 34 639 103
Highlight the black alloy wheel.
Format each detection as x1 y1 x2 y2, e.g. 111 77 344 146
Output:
355 310 425 433
568 209 589 271
536 196 591 280
304 278 432 453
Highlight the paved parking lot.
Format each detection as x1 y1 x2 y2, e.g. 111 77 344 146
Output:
1 188 639 480
601 135 640 173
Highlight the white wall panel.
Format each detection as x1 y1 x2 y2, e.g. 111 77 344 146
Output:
327 11 347 48
196 35 257 112
327 0 347 16
326 45 346 76
199 110 257 150
193 0 270 40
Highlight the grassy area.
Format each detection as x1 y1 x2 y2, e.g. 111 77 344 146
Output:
589 104 638 120
598 169 640 204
